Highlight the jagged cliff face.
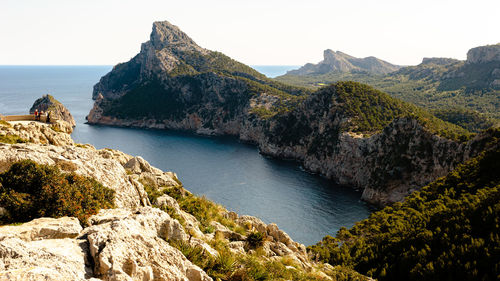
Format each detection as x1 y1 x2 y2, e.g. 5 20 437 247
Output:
88 21 292 135
92 21 210 101
286 49 401 75
240 89 498 206
466 43 500 64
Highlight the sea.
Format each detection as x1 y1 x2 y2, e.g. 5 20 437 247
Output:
0 65 370 245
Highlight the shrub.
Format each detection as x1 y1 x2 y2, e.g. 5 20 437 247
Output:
0 134 28 144
0 120 11 127
246 232 265 249
169 239 214 270
0 160 115 226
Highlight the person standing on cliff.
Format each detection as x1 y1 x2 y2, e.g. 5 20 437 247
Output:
46 111 51 123
34 109 39 121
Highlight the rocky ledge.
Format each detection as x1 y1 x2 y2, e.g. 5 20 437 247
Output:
0 109 345 280
466 43 500 64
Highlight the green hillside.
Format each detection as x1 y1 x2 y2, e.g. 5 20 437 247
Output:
308 134 500 280
323 81 471 140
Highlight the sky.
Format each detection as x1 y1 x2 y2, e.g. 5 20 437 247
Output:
0 0 499 66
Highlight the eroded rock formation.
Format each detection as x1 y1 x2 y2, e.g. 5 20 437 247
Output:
30 94 76 128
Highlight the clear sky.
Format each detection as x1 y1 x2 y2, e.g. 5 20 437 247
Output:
0 0 499 66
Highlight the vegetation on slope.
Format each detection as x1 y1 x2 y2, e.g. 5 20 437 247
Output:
308 143 500 281
330 81 471 140
0 134 28 144
0 160 115 226
264 81 470 143
142 175 369 280
431 107 497 133
101 67 309 123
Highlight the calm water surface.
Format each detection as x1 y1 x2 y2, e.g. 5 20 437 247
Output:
0 65 371 245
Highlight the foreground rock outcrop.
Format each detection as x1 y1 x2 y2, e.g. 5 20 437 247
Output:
0 138 148 209
84 207 211 281
0 217 95 281
0 119 74 146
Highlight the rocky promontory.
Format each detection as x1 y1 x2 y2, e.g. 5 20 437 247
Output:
30 94 76 128
0 106 356 280
87 20 499 207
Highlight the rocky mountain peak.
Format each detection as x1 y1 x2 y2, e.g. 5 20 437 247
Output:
466 43 500 64
323 49 354 61
149 20 201 51
286 49 401 76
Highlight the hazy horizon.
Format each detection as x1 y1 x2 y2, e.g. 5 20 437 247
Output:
1 0 499 66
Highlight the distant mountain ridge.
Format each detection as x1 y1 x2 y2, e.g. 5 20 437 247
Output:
286 49 402 76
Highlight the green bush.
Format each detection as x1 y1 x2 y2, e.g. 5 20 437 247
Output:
169 239 215 270
246 232 265 249
0 160 115 226
0 134 28 144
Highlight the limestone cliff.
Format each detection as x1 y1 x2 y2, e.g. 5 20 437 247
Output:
466 43 500 64
286 49 401 75
241 90 499 206
0 107 350 280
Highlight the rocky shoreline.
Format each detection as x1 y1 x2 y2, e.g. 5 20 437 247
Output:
87 110 498 207
0 110 352 280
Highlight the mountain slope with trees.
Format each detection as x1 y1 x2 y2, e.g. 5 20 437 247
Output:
309 136 500 280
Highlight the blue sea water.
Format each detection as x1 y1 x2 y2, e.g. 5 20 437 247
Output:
0 65 370 245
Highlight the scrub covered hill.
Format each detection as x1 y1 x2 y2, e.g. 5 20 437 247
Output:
309 133 500 281
298 81 470 139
